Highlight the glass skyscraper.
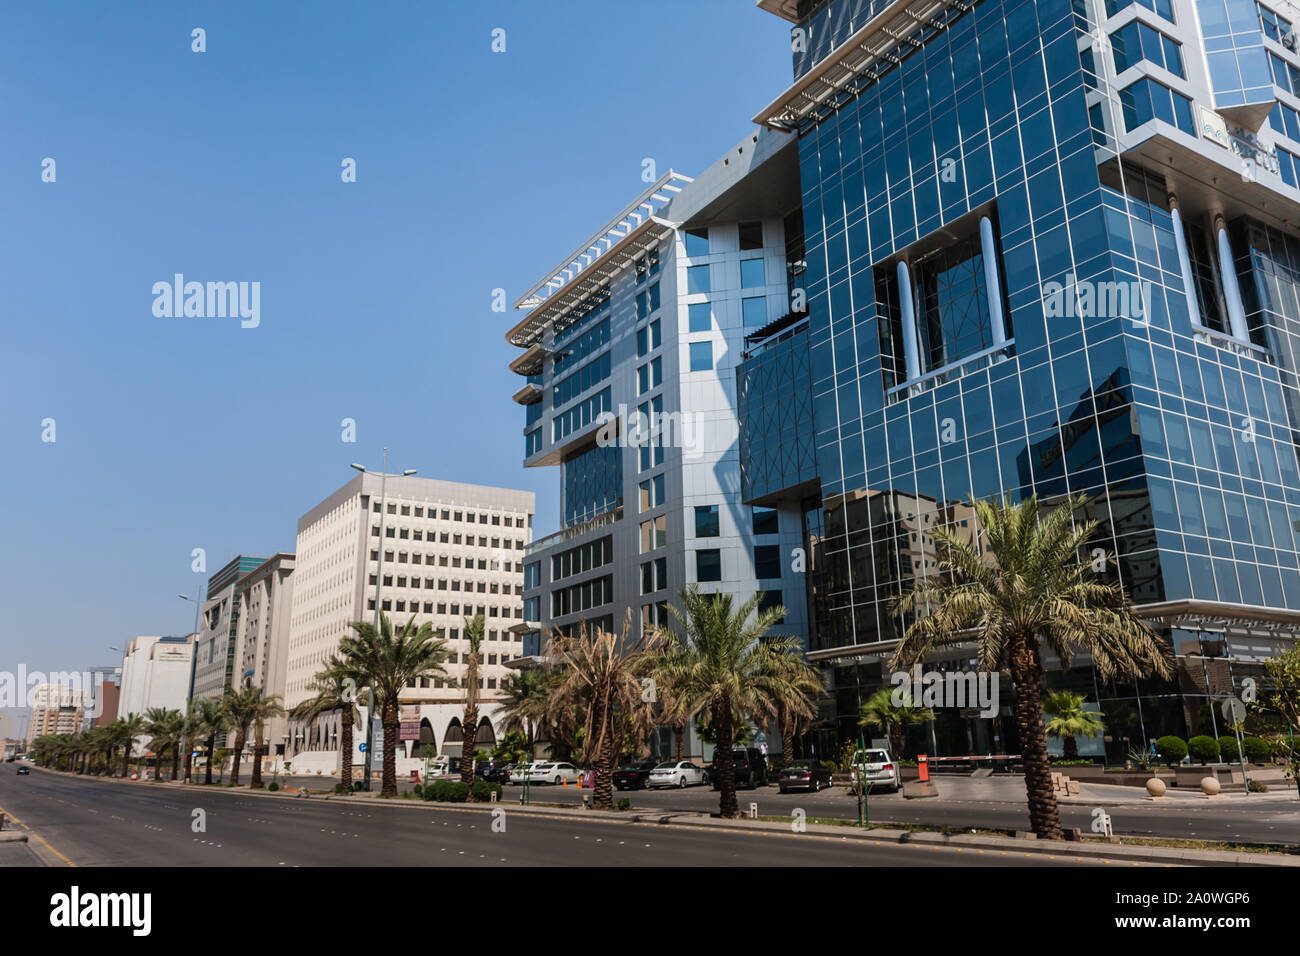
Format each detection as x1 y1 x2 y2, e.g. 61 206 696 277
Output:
743 0 1300 757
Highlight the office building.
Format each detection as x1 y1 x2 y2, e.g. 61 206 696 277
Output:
508 136 809 757
231 553 296 757
191 555 268 703
117 635 196 720
738 0 1300 756
27 683 86 742
284 473 534 774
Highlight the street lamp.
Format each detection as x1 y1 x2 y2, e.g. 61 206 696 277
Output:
350 449 417 791
178 590 205 782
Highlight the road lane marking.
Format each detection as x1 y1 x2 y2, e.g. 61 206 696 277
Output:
0 803 76 867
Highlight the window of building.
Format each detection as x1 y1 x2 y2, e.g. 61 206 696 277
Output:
695 505 719 537
1118 77 1195 134
640 516 667 553
689 341 713 372
641 556 668 595
688 302 712 332
740 258 765 288
742 296 767 327
684 227 709 257
753 506 779 535
636 319 661 357
639 473 666 511
637 357 662 395
758 589 784 622
739 220 763 251
695 549 722 583
687 265 710 294
1110 20 1184 77
754 544 782 579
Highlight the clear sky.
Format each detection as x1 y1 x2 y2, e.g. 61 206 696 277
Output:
0 1 793 689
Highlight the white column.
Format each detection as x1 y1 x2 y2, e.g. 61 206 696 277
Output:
979 216 1008 348
897 259 922 382
1214 215 1251 343
1168 196 1200 329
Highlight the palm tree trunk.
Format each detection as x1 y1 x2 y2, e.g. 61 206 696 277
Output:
592 698 614 811
780 703 794 763
171 744 180 781
890 723 904 759
231 731 246 786
673 723 684 761
340 711 354 791
1009 629 1062 839
250 732 265 789
460 712 478 788
121 743 131 779
1063 734 1079 760
204 735 215 785
381 699 398 797
714 705 739 818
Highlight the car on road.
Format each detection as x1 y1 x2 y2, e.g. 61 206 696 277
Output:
710 748 767 790
527 761 581 785
853 749 901 792
16 766 30 775
476 761 513 785
647 760 707 789
509 762 543 784
613 759 657 791
777 759 834 793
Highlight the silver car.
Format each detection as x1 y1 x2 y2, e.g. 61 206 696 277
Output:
647 760 707 789
853 749 901 792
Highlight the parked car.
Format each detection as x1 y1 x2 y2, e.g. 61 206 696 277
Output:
710 748 767 790
853 749 901 792
613 759 657 791
647 760 707 789
526 761 581 785
509 762 542 784
777 758 833 793
476 761 512 785
16 766 30 775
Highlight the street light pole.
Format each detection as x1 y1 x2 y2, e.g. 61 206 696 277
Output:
178 589 205 782
352 450 417 792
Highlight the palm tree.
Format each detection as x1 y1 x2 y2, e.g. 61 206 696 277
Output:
498 669 546 752
222 688 261 786
292 655 363 791
654 588 815 818
191 697 226 785
459 614 485 787
767 647 826 764
338 613 450 796
117 713 146 778
145 707 185 780
892 493 1174 839
549 613 657 810
1043 690 1104 760
857 686 934 759
245 690 285 789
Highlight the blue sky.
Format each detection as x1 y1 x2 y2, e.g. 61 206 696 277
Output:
0 1 792 686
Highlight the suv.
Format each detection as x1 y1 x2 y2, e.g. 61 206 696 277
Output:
853 749 901 793
710 748 767 790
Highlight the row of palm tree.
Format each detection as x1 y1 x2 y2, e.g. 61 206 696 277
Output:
28 686 285 788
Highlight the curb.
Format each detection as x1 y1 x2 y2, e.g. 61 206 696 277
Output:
0 831 30 844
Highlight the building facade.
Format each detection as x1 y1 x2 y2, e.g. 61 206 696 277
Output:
740 0 1300 758
231 553 295 756
192 555 268 703
117 635 196 720
27 684 86 742
284 473 534 774
508 137 810 758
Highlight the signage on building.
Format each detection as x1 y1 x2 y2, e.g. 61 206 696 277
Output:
399 705 421 741
1198 105 1230 149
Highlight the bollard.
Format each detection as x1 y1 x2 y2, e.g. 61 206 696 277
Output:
582 792 593 809
748 802 758 819
490 790 498 803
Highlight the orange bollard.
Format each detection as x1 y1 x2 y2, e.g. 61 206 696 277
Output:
918 754 930 783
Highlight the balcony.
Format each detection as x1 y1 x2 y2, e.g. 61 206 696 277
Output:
524 506 623 557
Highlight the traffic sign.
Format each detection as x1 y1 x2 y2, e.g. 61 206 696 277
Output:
1221 697 1246 723
358 742 367 753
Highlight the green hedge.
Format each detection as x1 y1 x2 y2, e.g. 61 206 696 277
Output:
418 778 503 802
1188 735 1220 764
1155 735 1187 765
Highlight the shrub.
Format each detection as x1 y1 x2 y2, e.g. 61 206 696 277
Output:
471 778 502 802
617 797 631 812
1218 736 1241 761
350 781 365 792
1247 779 1269 793
1155 736 1187 766
422 779 471 802
267 781 279 792
1188 735 1220 764
1243 737 1269 762
333 783 347 795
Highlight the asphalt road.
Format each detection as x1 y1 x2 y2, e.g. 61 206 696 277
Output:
0 766 1115 867
510 777 1300 845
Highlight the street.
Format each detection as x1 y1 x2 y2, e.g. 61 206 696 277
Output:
0 766 1139 867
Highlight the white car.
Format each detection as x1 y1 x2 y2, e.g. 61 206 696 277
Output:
510 762 543 784
853 749 901 793
647 760 707 789
526 761 581 785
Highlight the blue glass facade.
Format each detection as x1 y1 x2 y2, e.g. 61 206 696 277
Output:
741 0 1300 754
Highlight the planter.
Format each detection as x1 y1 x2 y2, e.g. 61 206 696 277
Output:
1174 766 1242 788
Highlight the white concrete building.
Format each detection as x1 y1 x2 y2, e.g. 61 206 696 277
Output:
231 553 295 757
117 635 196 720
284 473 534 776
192 555 267 704
27 684 86 742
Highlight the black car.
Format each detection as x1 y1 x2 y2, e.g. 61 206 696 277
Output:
777 759 833 793
612 760 657 790
475 761 512 785
16 766 30 775
710 748 767 790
